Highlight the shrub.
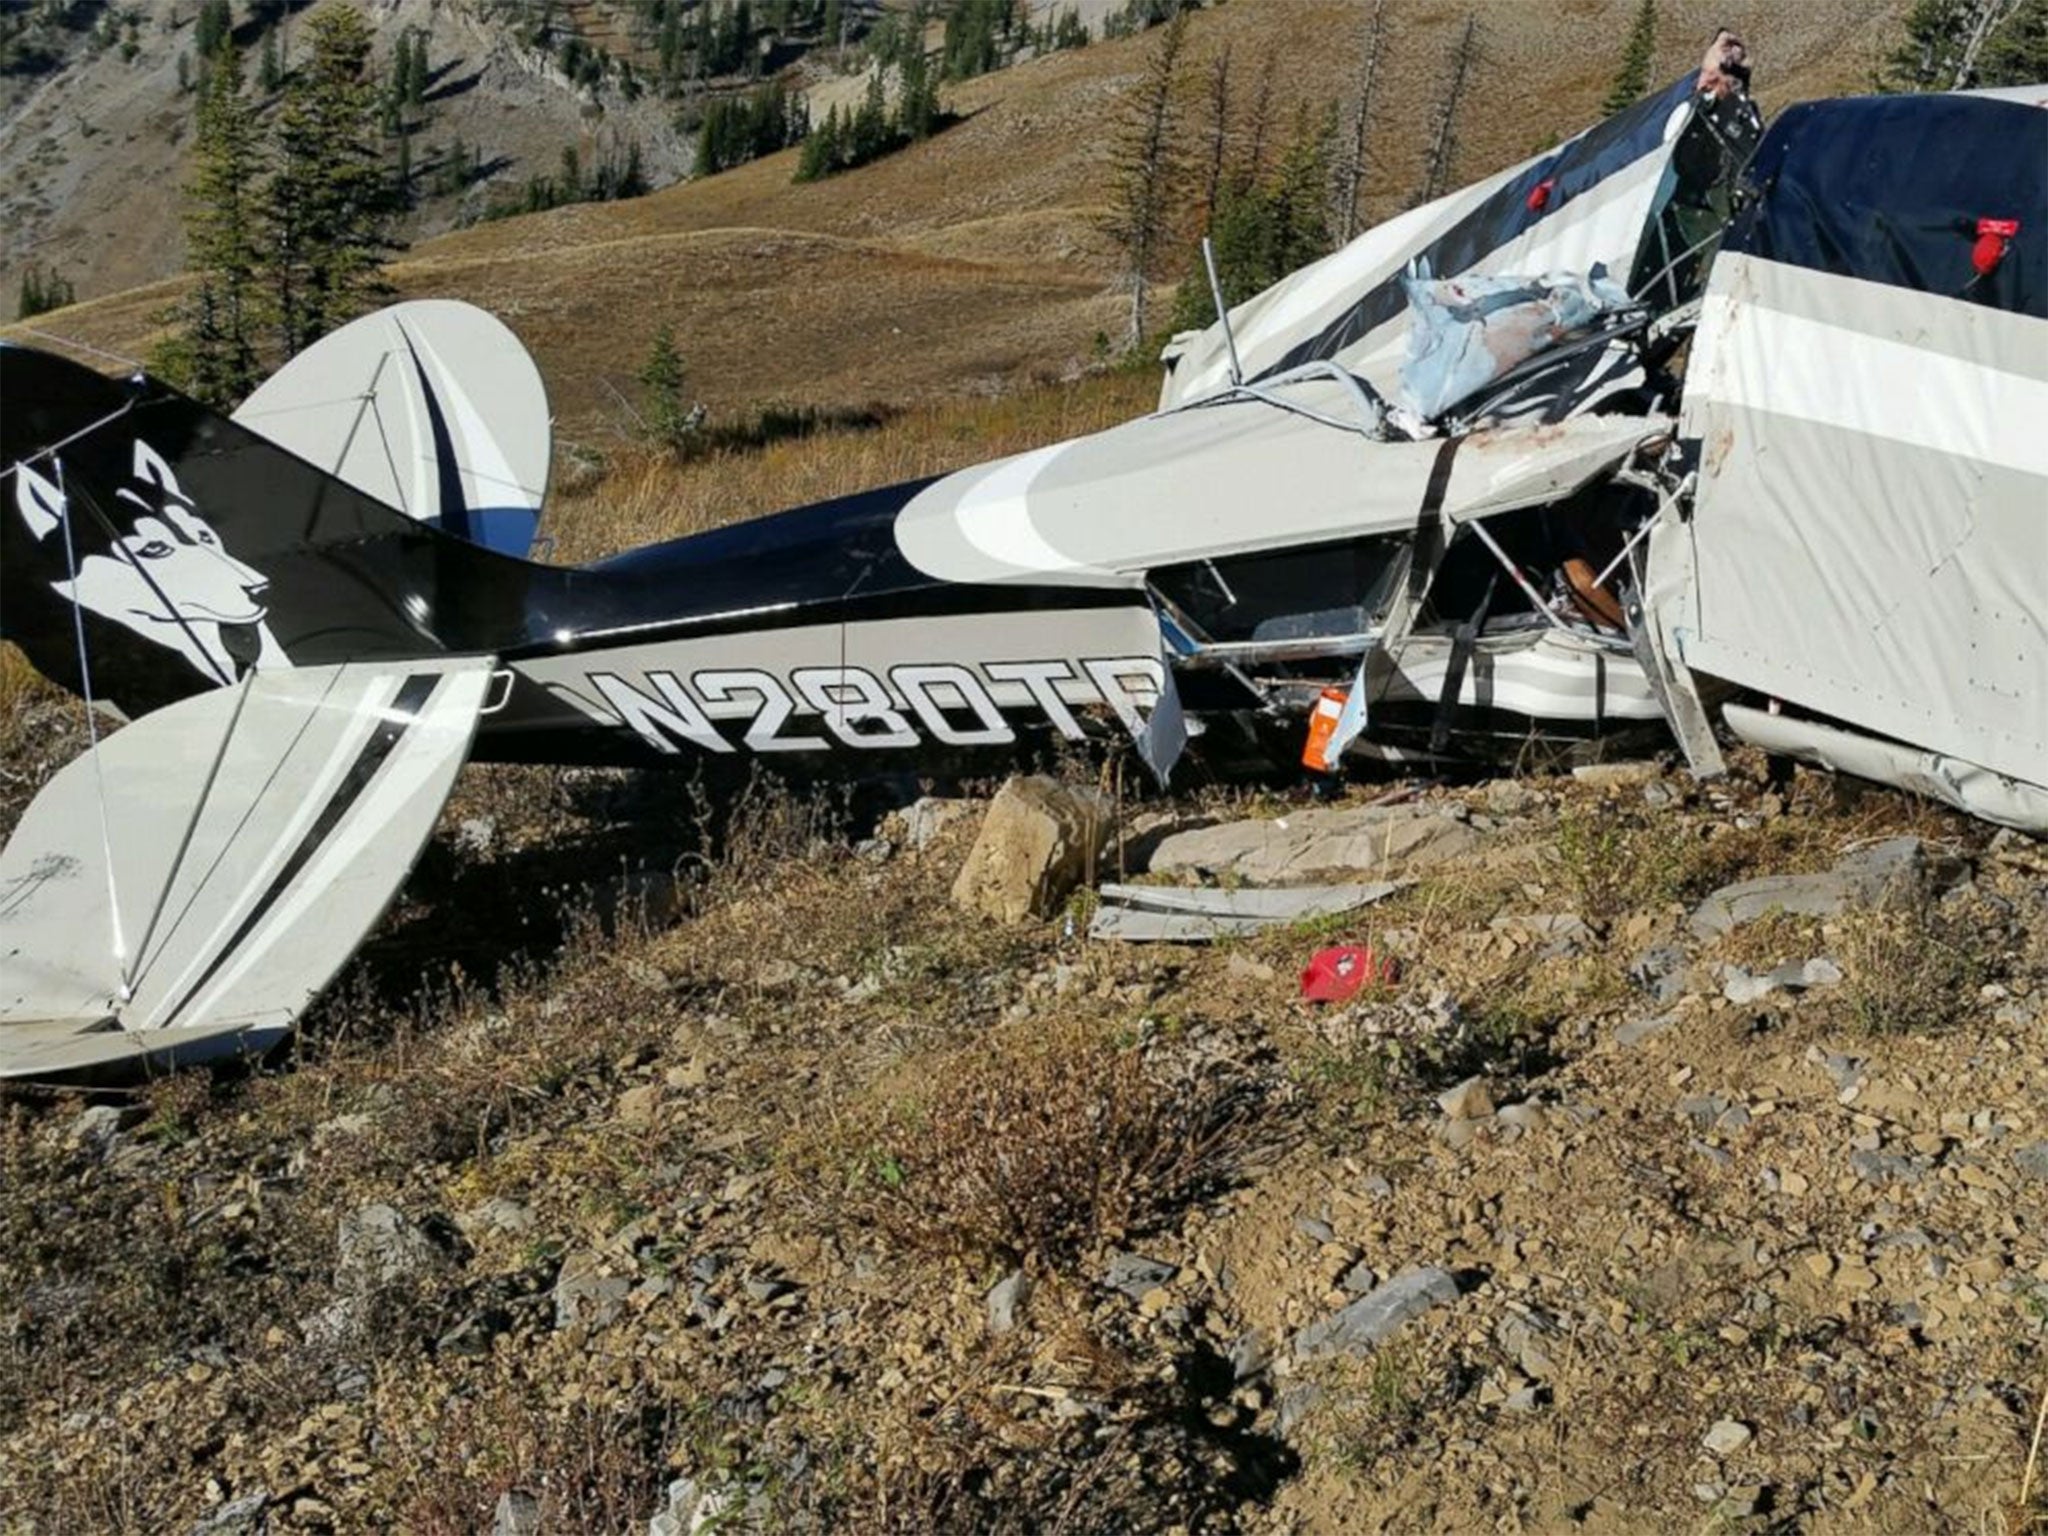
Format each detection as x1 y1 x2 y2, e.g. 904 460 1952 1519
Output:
1836 893 1995 1035
839 1016 1253 1267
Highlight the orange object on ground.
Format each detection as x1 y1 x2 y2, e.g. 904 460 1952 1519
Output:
1301 686 1350 773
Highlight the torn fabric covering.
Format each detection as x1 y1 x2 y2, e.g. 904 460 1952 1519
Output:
231 301 552 557
1678 91 2047 797
1396 266 1636 420
1724 704 2047 833
1133 656 1187 786
1161 72 1705 409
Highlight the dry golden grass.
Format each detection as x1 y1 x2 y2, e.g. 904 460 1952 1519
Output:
7 1 1906 439
545 363 1159 560
0 642 41 715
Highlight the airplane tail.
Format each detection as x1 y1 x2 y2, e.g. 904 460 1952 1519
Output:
1 343 534 720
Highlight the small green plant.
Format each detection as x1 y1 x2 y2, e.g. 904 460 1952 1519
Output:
638 323 700 455
1363 1343 1418 1422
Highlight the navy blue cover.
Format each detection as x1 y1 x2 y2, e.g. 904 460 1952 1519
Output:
1726 93 2047 320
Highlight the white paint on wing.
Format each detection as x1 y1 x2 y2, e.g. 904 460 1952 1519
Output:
953 443 1101 578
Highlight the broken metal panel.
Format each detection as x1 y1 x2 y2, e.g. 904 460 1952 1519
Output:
1682 247 2047 792
1625 588 1725 780
894 382 1419 587
1724 703 2048 834
0 658 494 1079
1439 414 1668 526
1362 627 1662 725
1090 881 1405 943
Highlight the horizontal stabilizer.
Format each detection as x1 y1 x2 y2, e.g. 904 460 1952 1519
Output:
0 657 494 1080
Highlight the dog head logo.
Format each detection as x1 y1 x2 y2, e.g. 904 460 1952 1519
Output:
13 441 287 683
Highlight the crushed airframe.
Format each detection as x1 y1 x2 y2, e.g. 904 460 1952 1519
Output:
1 55 2042 1077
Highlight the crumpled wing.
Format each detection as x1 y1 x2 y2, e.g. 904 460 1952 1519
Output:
0 658 493 1079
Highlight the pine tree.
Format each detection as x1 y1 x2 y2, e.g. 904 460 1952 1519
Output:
898 45 938 139
181 37 264 405
258 23 282 90
264 4 389 358
405 29 428 108
1882 0 2047 90
639 322 693 450
1601 0 1656 115
1239 47 1277 184
1197 42 1231 226
194 0 234 61
1171 108 1334 334
1418 12 1478 205
15 263 76 321
1104 6 1188 350
850 65 887 161
1334 0 1386 242
393 128 413 206
795 102 841 179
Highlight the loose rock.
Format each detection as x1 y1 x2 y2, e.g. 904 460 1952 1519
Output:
1702 1419 1753 1457
1690 837 1966 937
493 1490 541 1536
1147 804 1480 883
554 1250 633 1330
336 1204 443 1295
1292 1266 1460 1362
951 776 1113 923
1437 1076 1495 1123
1101 1251 1176 1299
985 1269 1030 1335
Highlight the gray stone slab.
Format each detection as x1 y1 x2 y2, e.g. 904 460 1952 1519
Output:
1291 1266 1459 1362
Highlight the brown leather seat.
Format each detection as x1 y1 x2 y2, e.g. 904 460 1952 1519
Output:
1562 557 1626 631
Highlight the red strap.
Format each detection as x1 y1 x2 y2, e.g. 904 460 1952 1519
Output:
1977 217 2020 238
1526 178 1555 212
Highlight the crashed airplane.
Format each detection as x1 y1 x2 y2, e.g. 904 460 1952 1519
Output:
2 59 2043 1077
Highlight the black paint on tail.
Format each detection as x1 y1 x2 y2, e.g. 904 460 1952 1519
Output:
1 344 533 718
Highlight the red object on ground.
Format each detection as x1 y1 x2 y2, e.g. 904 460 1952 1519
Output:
1300 944 1398 1004
1974 217 2019 277
1527 178 1556 212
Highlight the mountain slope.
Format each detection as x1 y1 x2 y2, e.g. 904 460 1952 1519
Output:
11 0 1905 443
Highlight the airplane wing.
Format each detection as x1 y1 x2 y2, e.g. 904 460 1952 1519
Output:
0 656 495 1079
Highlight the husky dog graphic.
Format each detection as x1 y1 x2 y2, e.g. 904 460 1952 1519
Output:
12 440 287 684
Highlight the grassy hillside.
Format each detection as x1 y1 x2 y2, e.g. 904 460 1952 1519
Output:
13 0 1905 449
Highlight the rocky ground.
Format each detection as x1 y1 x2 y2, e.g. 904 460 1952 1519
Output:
2 725 2045 1533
